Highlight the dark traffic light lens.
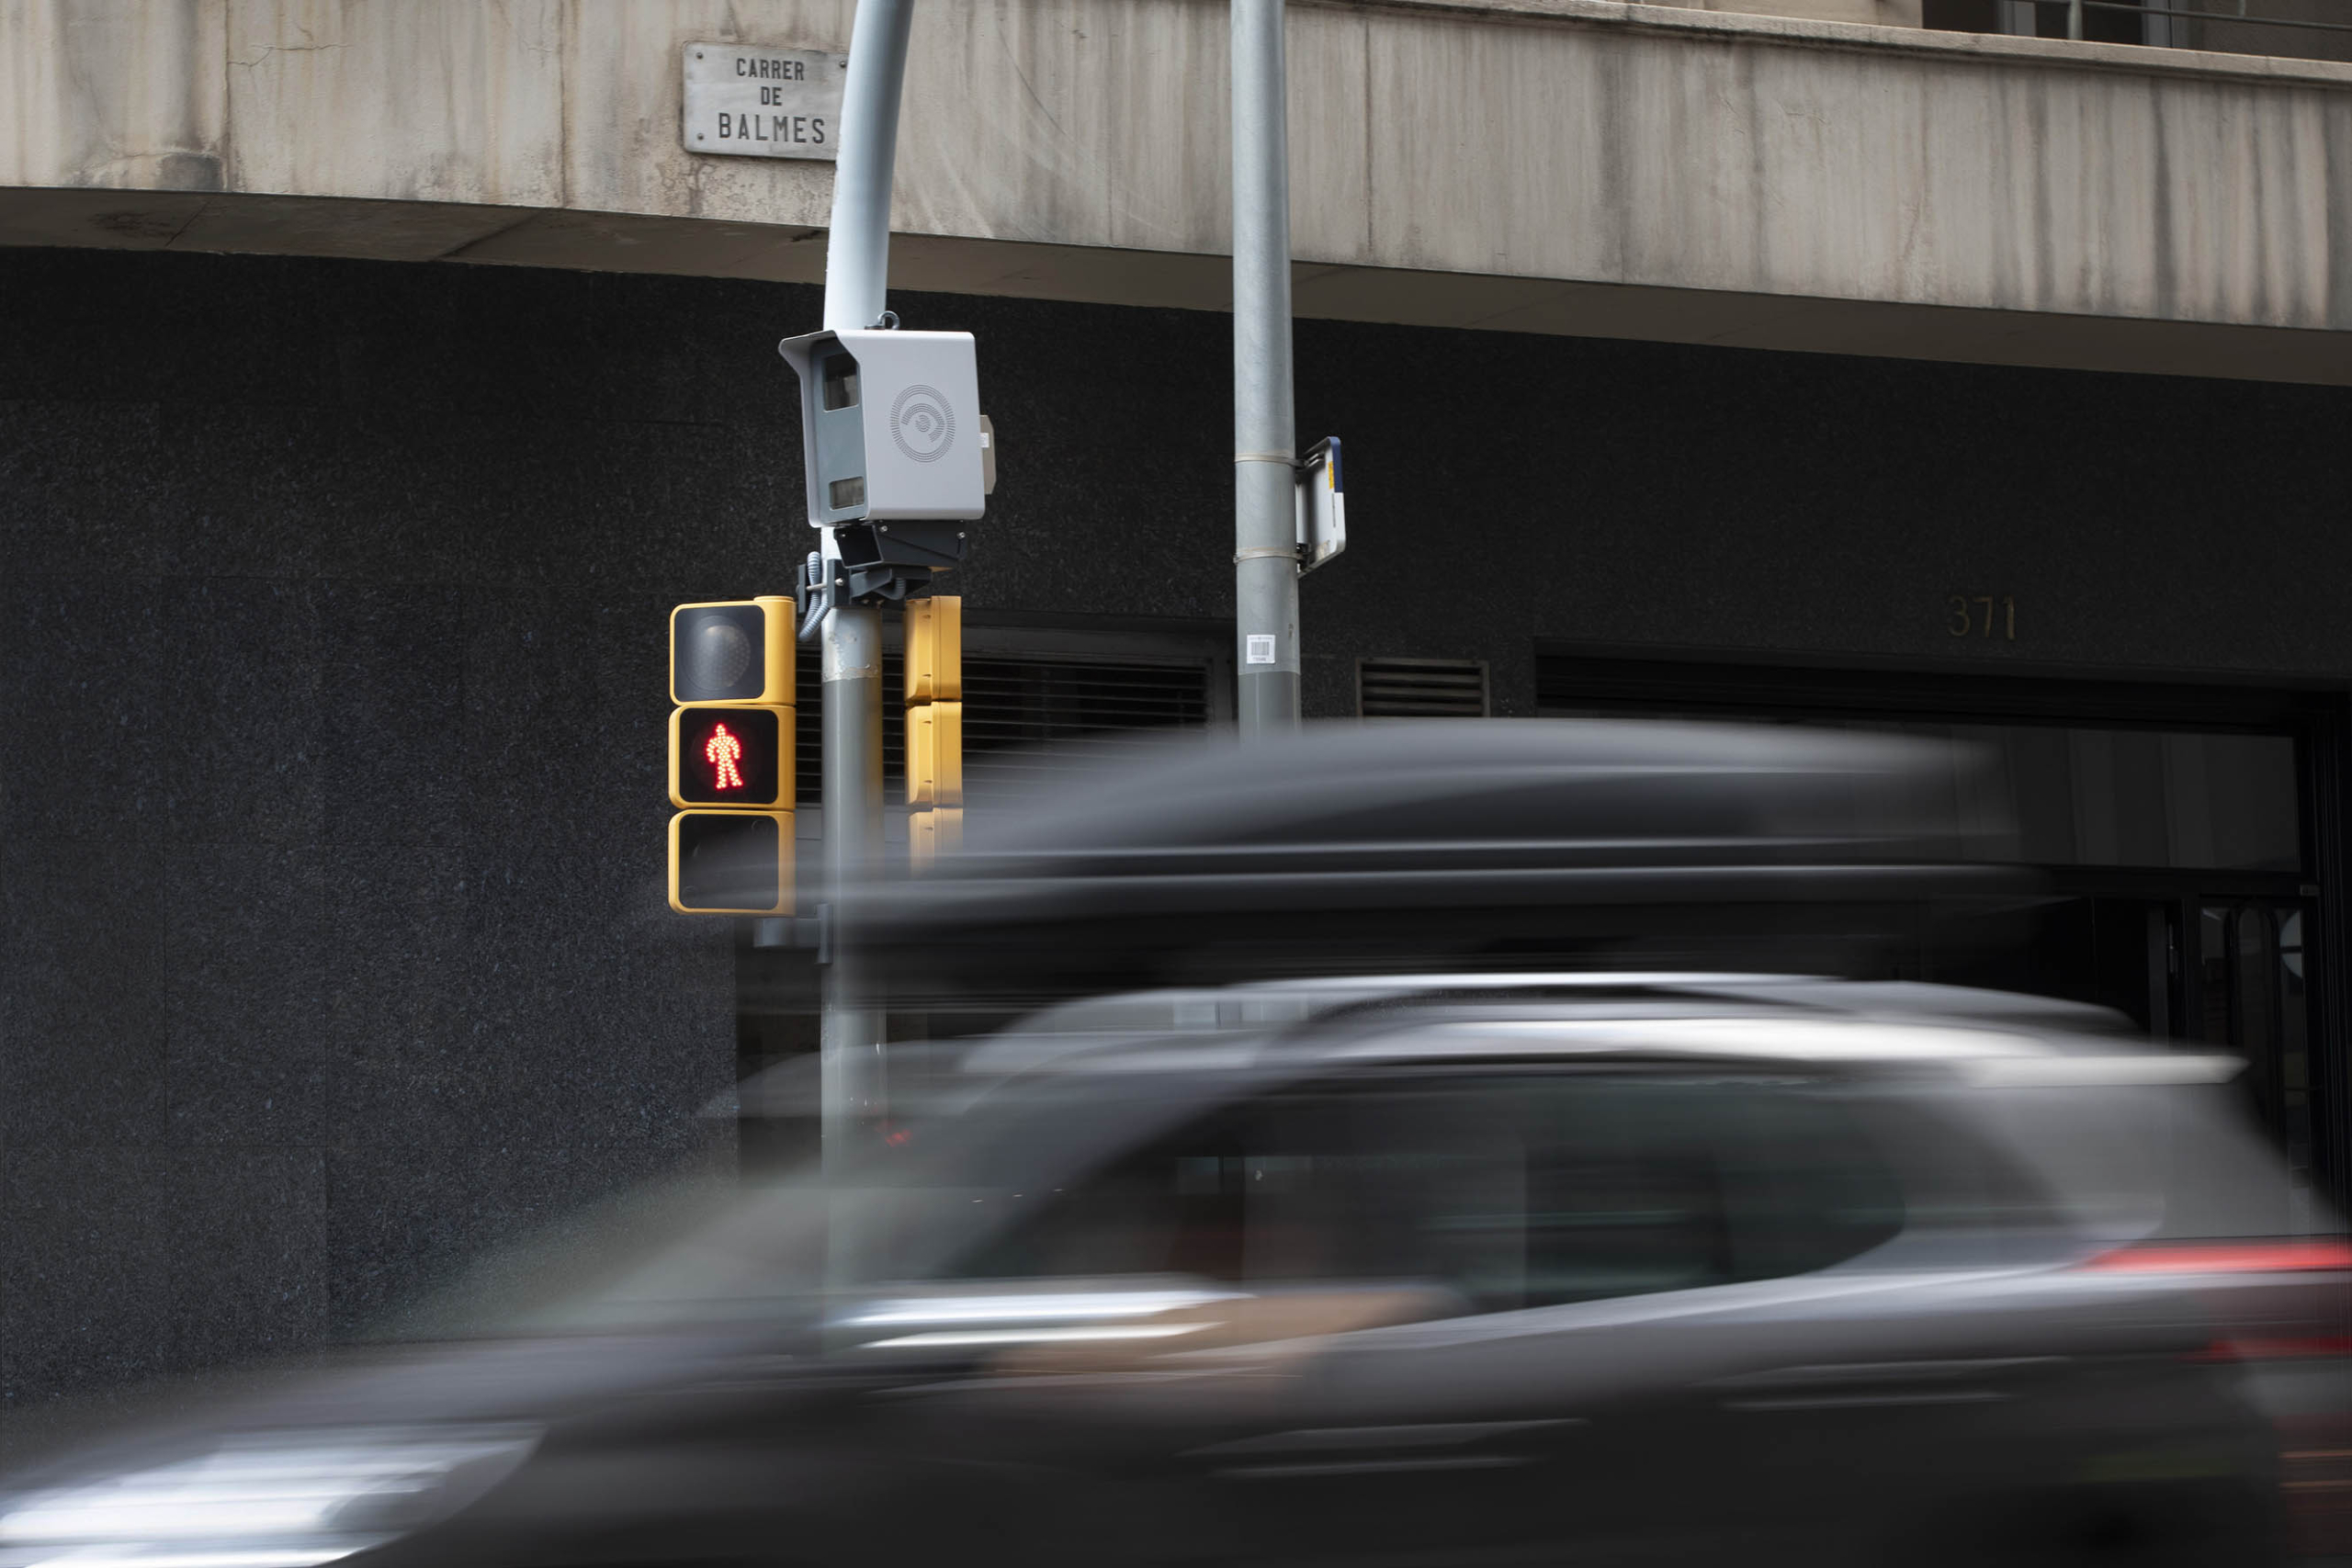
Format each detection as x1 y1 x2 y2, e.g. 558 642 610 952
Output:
674 605 768 701
695 622 752 688
676 706 783 806
675 813 785 911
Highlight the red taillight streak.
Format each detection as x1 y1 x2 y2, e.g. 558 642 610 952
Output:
2078 1240 2352 1274
2193 1336 2352 1362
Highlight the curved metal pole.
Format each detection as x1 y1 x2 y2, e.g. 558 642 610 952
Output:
825 0 915 336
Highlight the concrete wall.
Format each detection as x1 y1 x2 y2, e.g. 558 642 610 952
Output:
4 244 2350 1444
3 0 2348 384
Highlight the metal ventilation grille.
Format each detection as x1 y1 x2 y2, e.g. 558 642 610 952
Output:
797 650 1210 806
964 657 1210 805
1359 658 1490 718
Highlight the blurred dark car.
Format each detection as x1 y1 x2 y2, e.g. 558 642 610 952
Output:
856 719 2040 1012
4 974 2344 1568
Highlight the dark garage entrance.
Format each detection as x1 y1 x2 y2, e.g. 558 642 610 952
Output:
1537 649 2350 1227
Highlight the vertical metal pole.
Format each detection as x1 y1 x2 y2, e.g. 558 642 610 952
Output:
819 608 883 1174
1232 0 1301 737
2067 0 2084 38
818 0 915 1184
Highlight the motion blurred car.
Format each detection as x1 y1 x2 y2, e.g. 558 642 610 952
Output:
3 972 2344 1568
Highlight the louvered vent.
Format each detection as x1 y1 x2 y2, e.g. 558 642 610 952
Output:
797 649 1211 807
963 657 1209 805
1358 658 1489 718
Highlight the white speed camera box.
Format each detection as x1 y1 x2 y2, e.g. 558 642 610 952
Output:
777 328 984 526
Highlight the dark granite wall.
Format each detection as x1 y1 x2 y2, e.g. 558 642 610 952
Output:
3 247 2349 1445
0 250 780 1449
945 270 2352 716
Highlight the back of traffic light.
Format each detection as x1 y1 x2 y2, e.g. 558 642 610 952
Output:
668 597 795 915
905 595 962 871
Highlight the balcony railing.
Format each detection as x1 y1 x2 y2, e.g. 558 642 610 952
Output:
1931 0 2352 60
2064 0 2352 43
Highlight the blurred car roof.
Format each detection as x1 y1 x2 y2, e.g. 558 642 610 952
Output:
964 975 2234 1081
728 973 2237 1123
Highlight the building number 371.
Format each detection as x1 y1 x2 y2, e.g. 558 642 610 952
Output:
1947 594 2016 640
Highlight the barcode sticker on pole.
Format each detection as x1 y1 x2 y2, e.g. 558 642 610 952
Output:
1246 635 1277 665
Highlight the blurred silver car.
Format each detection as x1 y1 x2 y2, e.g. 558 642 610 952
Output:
4 973 2344 1568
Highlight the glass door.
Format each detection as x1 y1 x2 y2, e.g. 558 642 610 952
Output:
2194 899 2318 1231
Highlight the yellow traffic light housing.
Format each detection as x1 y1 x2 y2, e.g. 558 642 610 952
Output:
670 705 794 808
668 810 793 915
910 807 964 870
671 597 796 705
908 699 962 807
905 595 963 874
669 597 795 916
905 594 962 705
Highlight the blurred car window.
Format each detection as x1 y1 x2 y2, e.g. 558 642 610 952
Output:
1843 1091 2072 1259
955 1071 1905 1312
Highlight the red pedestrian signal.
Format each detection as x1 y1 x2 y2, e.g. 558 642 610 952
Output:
671 705 790 808
706 724 747 791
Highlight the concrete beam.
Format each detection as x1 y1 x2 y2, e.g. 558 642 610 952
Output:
3 0 2348 382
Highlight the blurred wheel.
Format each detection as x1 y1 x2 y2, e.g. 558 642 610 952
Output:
1891 1483 2283 1568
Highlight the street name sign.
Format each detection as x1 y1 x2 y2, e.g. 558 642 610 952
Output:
683 44 847 161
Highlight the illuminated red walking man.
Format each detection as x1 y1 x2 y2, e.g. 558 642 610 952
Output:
705 723 746 792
